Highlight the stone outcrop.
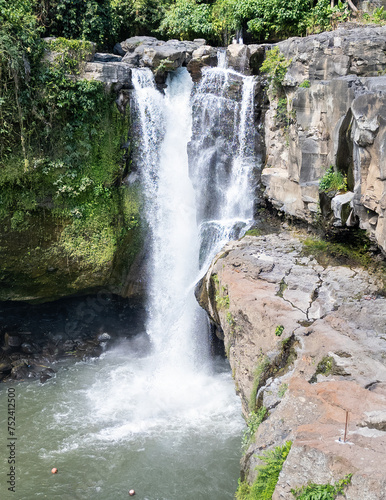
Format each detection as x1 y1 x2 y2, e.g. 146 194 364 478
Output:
81 36 211 86
260 25 386 255
198 231 386 499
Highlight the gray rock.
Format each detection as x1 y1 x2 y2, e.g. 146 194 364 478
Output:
94 53 122 63
97 332 111 342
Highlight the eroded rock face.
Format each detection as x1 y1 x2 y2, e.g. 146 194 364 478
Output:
261 26 386 255
198 232 386 498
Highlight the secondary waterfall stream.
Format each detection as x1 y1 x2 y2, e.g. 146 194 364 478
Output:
0 61 258 500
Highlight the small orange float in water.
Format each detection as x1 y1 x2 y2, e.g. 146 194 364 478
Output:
129 489 135 496
51 468 58 474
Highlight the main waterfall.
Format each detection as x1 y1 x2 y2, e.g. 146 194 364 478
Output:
132 62 258 365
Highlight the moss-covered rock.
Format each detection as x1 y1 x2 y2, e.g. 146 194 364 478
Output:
0 185 143 303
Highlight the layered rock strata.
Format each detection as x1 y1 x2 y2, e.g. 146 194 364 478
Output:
198 231 386 499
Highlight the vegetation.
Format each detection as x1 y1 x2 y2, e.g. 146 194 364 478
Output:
309 355 338 383
291 473 352 499
236 441 292 500
242 406 268 450
301 234 380 270
278 382 288 397
260 47 291 91
319 166 347 193
299 80 311 88
0 2 142 297
249 355 270 411
275 325 284 336
1 0 380 54
212 273 230 309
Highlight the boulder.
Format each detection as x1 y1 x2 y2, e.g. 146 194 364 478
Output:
187 45 218 81
226 44 250 74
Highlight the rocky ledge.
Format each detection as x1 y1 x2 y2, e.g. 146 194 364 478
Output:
197 231 386 499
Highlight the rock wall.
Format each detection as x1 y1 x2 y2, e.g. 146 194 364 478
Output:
260 26 386 255
198 231 386 499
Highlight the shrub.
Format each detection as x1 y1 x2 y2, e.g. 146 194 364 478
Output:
260 47 291 90
319 166 347 193
242 406 268 449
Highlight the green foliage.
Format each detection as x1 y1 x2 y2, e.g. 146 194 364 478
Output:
236 441 292 500
249 355 270 411
319 166 347 193
212 273 230 309
372 6 386 22
111 0 170 41
276 97 290 126
242 406 268 450
235 0 312 40
299 80 310 88
211 0 240 45
291 473 352 500
275 325 284 336
260 47 291 90
278 382 288 397
41 0 115 49
303 0 349 35
160 0 213 40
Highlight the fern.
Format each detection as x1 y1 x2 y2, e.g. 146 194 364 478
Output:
291 473 352 500
236 441 292 500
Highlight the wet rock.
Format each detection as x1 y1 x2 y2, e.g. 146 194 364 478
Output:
94 53 122 63
21 342 39 354
11 361 29 380
4 333 22 348
98 332 111 342
0 360 12 374
39 367 56 384
226 44 250 74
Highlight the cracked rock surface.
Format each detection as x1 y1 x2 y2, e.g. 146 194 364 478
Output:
197 231 386 499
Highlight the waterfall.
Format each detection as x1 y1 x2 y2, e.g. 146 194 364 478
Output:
189 62 257 269
132 63 257 366
131 67 208 372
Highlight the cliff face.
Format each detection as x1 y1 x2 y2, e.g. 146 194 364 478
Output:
198 232 386 499
260 26 386 255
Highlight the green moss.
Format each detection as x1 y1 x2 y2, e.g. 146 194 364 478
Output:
301 234 383 271
245 228 262 237
308 355 347 384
